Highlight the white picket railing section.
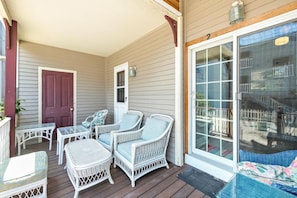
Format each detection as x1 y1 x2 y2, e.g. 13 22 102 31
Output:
197 107 296 135
240 109 276 122
0 117 11 162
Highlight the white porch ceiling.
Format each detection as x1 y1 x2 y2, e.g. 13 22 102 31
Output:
4 0 169 57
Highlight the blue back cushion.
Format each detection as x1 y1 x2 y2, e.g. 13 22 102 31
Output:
119 114 139 130
141 118 168 141
239 150 297 166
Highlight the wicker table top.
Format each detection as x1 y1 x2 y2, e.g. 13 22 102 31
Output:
217 173 296 198
65 139 111 167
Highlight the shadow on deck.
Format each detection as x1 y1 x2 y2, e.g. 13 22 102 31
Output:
20 141 209 198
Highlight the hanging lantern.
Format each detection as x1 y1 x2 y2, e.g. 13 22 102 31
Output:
229 0 245 24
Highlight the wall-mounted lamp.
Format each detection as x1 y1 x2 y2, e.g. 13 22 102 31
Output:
129 66 137 77
229 0 245 24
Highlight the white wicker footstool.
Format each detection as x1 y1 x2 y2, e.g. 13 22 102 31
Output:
64 139 114 198
0 151 48 198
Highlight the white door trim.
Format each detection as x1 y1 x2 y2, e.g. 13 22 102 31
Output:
38 67 77 125
114 62 128 123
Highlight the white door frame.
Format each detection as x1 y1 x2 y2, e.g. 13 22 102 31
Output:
114 62 129 123
38 67 77 125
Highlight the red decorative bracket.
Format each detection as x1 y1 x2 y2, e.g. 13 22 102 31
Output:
165 15 177 47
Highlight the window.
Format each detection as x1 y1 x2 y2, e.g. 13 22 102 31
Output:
116 71 125 103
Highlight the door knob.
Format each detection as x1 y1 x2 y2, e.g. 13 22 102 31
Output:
70 107 74 112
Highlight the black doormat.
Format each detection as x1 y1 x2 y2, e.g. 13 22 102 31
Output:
177 166 226 198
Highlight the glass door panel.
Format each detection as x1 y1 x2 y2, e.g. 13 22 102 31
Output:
194 41 233 160
239 21 297 154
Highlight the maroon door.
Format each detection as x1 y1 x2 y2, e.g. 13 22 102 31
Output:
42 70 73 131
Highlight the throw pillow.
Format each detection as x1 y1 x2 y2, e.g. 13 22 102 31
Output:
82 121 90 128
284 157 297 183
237 161 284 179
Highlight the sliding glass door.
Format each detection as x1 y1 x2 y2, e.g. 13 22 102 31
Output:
192 39 234 161
239 21 297 154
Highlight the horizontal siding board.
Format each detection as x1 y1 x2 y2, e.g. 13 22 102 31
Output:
18 41 106 126
106 24 176 163
185 0 296 43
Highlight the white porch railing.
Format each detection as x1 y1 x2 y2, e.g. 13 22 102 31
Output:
0 117 11 162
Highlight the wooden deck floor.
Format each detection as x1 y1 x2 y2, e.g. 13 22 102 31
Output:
20 141 209 198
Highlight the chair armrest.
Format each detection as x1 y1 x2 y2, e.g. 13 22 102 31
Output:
131 135 168 164
114 129 143 146
95 124 120 139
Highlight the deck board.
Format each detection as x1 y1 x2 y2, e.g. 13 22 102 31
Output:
20 140 208 198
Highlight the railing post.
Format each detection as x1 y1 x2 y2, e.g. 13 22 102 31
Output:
0 117 11 162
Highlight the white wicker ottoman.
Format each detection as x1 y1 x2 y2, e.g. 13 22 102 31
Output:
64 139 114 198
0 151 48 198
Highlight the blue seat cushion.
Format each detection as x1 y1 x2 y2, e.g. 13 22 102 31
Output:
98 133 111 146
141 118 168 141
82 116 105 129
82 121 90 128
119 114 139 130
117 139 144 162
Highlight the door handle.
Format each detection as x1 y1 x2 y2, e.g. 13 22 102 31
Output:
70 107 74 112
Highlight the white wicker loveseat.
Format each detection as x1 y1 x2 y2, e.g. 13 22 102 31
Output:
95 110 143 152
0 151 48 198
113 114 174 187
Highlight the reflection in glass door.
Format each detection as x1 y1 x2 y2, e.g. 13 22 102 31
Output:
239 21 297 154
193 41 233 160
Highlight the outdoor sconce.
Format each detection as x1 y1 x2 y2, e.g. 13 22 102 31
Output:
129 66 136 77
229 0 245 24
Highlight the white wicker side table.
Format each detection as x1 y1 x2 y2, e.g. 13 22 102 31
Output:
16 122 56 156
64 139 114 198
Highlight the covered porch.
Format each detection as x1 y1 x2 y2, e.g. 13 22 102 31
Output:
1 0 297 197
22 141 203 198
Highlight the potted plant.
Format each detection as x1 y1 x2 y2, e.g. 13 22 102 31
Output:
16 98 26 114
15 99 25 127
0 102 4 121
0 99 25 125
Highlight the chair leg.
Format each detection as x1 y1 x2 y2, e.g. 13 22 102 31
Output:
166 163 169 169
74 191 79 198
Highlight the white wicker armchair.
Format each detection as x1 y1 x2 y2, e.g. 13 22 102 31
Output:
82 109 108 137
113 114 174 187
95 110 143 152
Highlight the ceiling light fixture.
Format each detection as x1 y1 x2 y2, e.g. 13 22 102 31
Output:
275 36 289 46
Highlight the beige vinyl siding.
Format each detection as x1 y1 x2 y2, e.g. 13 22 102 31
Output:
105 23 177 163
185 0 297 43
18 41 106 125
